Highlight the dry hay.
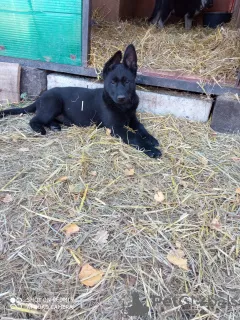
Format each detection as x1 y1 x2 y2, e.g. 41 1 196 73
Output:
90 17 240 83
0 105 240 320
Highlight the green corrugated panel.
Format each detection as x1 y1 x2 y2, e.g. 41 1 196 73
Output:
0 0 82 66
1 0 82 14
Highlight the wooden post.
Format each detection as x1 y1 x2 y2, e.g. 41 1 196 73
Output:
82 0 91 67
0 62 20 105
233 0 240 27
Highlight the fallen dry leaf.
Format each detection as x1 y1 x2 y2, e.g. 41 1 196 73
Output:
167 249 189 271
93 230 109 245
62 223 80 237
154 191 165 203
176 241 181 249
179 180 189 188
124 168 135 176
210 218 221 231
79 264 104 287
0 194 13 203
106 128 111 136
56 176 68 183
236 188 240 194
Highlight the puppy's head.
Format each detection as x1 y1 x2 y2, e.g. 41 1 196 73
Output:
102 44 138 106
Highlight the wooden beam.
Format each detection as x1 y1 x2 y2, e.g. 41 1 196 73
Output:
0 62 20 105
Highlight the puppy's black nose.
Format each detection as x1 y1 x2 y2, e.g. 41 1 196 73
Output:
117 95 126 103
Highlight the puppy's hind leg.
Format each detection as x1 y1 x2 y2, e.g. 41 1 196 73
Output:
29 96 62 135
29 116 47 135
55 114 73 127
30 119 61 134
48 120 62 132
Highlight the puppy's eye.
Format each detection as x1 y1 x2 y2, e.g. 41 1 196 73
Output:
111 80 116 84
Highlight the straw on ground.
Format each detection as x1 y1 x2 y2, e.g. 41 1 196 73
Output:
0 107 240 319
91 15 240 83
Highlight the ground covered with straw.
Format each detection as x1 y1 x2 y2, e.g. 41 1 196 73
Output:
0 106 240 320
91 18 240 83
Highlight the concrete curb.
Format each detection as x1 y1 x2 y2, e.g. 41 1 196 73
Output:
211 95 240 133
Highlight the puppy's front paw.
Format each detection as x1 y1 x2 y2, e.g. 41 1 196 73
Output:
145 147 162 159
146 135 159 147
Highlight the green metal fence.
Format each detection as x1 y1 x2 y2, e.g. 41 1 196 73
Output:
0 0 90 72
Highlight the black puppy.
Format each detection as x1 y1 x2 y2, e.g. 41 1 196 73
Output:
149 0 213 29
0 45 161 158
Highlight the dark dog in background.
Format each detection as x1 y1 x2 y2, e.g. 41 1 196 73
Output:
0 45 161 158
149 0 213 29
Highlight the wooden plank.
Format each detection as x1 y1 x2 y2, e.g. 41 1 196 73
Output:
233 0 240 27
1 56 240 96
0 62 20 104
136 68 240 95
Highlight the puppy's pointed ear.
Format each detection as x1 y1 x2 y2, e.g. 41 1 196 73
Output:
102 50 122 78
123 44 138 75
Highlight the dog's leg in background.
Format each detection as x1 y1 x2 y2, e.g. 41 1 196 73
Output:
157 1 172 29
184 13 193 30
130 115 159 147
148 0 162 24
110 126 161 158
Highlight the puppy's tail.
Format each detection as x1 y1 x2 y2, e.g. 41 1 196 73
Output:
0 102 37 118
